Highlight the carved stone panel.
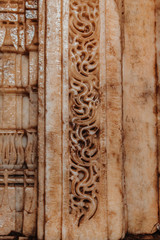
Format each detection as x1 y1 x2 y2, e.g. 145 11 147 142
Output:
45 0 125 239
0 0 159 239
68 0 100 225
0 0 38 238
61 1 108 239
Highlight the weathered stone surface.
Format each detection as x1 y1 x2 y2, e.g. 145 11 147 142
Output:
0 0 38 238
37 0 45 239
0 0 159 239
123 0 158 234
106 1 126 239
62 1 108 239
45 0 62 239
156 0 160 227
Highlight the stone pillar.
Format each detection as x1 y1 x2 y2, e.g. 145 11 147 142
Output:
45 0 62 239
123 0 158 234
44 0 126 239
0 0 38 237
106 1 126 239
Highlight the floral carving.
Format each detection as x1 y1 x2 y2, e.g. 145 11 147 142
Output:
69 0 100 226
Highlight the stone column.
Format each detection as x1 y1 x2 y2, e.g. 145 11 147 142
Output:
123 0 158 234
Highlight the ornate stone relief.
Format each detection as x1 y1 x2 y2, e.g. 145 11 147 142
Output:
68 0 100 226
0 0 38 52
0 0 157 240
0 0 38 238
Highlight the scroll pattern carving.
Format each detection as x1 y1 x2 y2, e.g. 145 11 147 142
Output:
69 0 100 225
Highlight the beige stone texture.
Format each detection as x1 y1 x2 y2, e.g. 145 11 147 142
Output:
0 0 39 238
62 1 108 239
156 0 160 225
0 0 159 239
37 0 45 239
45 0 62 239
106 1 126 239
123 0 158 234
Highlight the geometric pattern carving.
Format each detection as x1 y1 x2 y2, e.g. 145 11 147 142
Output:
0 0 38 52
0 0 38 238
69 0 100 226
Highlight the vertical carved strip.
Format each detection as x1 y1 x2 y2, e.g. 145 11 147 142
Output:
62 0 108 239
69 0 100 225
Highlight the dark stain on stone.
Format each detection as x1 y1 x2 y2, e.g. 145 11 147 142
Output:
153 105 158 114
5 231 36 240
124 231 160 240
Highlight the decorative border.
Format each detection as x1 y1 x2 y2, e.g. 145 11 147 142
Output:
68 0 100 226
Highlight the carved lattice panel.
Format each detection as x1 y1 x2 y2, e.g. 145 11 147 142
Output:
68 0 100 225
61 0 108 239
